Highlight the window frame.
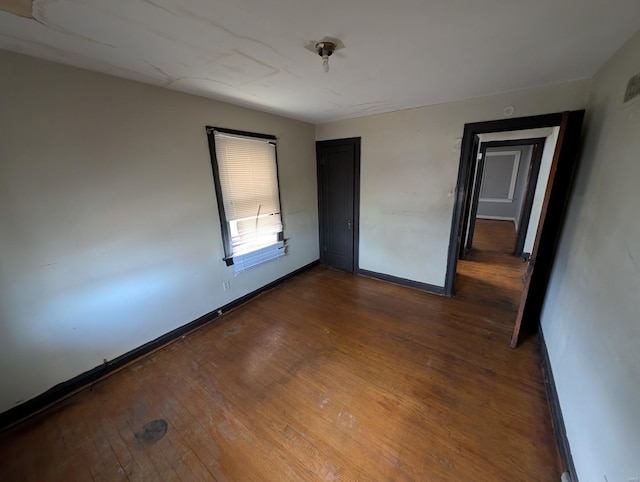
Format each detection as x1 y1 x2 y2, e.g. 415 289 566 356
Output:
205 126 284 268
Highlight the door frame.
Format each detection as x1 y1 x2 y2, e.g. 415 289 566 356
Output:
446 112 565 296
316 137 361 273
464 137 546 257
445 110 584 346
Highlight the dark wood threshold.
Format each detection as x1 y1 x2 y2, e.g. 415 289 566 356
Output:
539 328 578 482
0 260 320 431
357 268 445 295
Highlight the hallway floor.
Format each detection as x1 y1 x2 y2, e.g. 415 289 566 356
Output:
456 219 527 312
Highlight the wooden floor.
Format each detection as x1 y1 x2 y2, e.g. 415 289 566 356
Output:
472 218 518 254
456 219 527 312
0 262 558 480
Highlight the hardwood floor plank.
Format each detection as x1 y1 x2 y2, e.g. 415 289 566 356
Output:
472 218 518 253
123 374 212 482
139 346 305 481
127 358 249 481
0 265 559 481
92 373 170 481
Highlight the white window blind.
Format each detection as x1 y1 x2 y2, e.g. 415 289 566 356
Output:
211 130 284 272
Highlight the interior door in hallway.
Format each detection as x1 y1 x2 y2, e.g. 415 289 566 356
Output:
316 138 360 272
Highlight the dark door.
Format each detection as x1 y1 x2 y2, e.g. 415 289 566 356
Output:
316 138 360 272
510 110 584 347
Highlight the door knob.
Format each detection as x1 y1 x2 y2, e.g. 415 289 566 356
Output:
347 220 352 230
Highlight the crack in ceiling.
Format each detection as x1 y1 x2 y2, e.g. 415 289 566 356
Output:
1 0 639 123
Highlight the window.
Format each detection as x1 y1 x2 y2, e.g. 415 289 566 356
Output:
206 127 284 273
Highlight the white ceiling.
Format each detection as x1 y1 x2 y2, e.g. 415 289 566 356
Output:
1 0 640 123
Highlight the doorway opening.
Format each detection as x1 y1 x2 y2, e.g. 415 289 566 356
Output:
465 138 546 258
445 111 585 347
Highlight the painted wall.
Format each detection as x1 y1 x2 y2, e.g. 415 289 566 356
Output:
316 83 588 286
476 145 533 224
540 29 640 482
0 50 318 414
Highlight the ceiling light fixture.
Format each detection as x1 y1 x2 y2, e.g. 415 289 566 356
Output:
315 41 336 73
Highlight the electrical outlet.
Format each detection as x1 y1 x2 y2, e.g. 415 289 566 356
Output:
222 280 230 291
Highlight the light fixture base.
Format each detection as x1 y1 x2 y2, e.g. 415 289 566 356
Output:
305 37 344 73
315 41 336 58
